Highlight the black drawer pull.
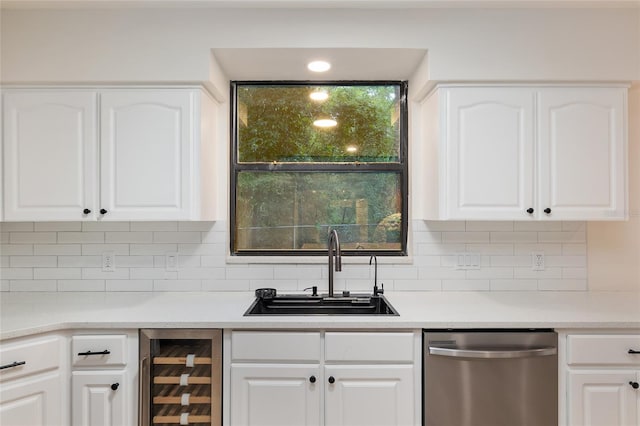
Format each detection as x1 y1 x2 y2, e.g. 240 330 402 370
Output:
78 350 111 356
111 383 120 391
328 376 335 384
0 361 26 370
630 381 639 389
629 349 640 354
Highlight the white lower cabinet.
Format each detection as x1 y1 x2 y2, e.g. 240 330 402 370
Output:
228 331 420 426
0 333 68 426
0 371 64 426
70 331 138 426
231 364 321 426
561 332 640 426
324 365 415 426
568 371 639 425
72 371 128 426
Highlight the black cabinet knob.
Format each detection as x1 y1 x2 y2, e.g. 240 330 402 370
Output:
328 376 335 384
100 209 108 215
526 208 534 214
544 208 552 214
83 208 91 215
630 381 639 389
309 376 316 383
111 383 119 391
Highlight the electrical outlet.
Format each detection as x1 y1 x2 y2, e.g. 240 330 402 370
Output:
102 252 116 272
532 252 545 271
166 252 178 272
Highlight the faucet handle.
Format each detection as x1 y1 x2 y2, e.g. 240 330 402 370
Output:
374 283 384 296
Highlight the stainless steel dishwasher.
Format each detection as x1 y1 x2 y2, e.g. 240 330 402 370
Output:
423 329 558 426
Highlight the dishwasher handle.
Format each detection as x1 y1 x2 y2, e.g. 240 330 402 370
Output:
429 346 557 359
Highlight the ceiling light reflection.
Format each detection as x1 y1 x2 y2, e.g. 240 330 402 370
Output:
313 119 337 128
310 91 329 101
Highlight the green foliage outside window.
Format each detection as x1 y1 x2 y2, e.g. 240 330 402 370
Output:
233 82 407 255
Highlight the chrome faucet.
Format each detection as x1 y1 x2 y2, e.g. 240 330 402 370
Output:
327 229 342 297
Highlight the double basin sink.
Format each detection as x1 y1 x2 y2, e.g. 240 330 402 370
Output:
245 289 398 316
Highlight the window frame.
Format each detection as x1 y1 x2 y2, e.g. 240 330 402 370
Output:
230 80 409 257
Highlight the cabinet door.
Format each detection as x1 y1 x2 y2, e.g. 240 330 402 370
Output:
100 90 194 220
0 372 64 426
230 364 321 426
444 87 535 219
324 365 415 426
3 91 98 221
71 370 129 426
568 371 638 426
538 88 626 220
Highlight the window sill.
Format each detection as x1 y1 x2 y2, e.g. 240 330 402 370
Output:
225 254 414 265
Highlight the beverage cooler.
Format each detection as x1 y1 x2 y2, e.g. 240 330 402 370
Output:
140 330 222 426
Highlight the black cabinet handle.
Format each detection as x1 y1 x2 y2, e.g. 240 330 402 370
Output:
309 376 316 383
629 349 640 354
526 208 534 214
111 383 120 391
78 350 111 356
328 376 335 384
544 208 552 214
99 209 108 215
630 381 639 389
83 208 91 215
0 361 26 370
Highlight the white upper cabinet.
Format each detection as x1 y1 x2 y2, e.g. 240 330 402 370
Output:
101 90 193 220
441 87 535 220
2 87 218 221
418 84 628 221
3 91 98 221
538 88 627 220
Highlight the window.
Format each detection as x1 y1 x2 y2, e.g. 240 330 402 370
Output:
231 81 408 256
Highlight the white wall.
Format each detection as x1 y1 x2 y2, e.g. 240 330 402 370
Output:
1 7 638 84
0 5 638 293
587 84 640 291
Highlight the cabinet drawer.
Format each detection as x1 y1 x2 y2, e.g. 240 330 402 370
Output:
567 334 640 366
0 334 62 383
231 332 321 362
325 332 414 363
71 334 128 367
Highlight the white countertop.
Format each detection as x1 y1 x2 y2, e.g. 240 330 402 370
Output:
1 291 639 340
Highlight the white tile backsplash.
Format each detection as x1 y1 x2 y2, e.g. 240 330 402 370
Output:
10 232 56 244
34 222 81 232
58 279 105 292
0 220 590 292
58 232 104 244
9 279 57 291
34 244 81 255
10 256 57 267
105 232 152 244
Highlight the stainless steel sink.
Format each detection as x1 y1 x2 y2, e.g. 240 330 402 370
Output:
244 294 398 316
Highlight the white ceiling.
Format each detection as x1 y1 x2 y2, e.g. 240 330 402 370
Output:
212 48 428 81
2 0 638 8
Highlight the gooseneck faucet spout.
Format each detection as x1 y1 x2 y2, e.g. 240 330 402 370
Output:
328 229 342 298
